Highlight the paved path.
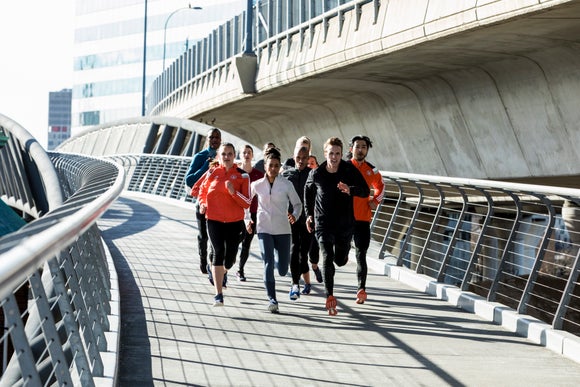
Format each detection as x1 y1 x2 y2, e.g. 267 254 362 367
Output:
98 192 580 386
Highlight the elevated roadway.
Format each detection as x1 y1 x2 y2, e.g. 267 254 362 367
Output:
154 0 580 186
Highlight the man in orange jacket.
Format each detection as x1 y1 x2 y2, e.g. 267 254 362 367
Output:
347 135 385 305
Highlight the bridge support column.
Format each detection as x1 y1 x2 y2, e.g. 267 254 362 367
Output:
235 54 257 94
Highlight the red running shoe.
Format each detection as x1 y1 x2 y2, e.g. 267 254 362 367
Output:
356 289 367 304
326 295 338 316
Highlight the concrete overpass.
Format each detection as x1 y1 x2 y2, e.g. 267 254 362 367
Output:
150 0 580 186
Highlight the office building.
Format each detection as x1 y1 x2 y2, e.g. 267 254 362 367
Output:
72 0 246 134
47 89 72 150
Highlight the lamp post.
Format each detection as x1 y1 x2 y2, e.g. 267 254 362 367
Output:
162 5 202 70
141 0 148 116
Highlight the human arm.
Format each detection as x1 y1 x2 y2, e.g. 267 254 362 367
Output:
370 170 385 209
287 182 302 224
347 164 370 198
304 171 316 233
227 171 252 209
185 150 210 187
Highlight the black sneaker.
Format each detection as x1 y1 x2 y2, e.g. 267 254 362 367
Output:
213 293 224 307
313 266 323 283
236 271 246 282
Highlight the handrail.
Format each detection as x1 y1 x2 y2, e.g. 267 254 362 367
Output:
0 123 124 385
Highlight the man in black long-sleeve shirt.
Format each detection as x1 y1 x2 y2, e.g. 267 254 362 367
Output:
304 137 369 315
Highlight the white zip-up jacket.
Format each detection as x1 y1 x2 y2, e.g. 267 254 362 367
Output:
249 175 302 235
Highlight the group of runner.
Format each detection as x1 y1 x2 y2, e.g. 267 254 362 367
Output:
186 128 384 315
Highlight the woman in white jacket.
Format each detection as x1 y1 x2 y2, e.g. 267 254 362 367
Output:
247 147 302 313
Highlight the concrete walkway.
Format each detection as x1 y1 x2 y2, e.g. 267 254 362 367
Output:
98 192 580 386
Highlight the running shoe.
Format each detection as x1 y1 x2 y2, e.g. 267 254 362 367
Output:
326 295 337 316
301 283 312 295
213 293 224 307
313 266 323 283
222 272 228 289
356 289 367 304
268 299 279 314
236 271 246 282
289 285 300 300
207 264 214 285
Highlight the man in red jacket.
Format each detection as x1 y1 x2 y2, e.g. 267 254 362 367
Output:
347 135 385 305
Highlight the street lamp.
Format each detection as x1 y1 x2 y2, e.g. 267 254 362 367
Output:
141 0 148 116
162 5 202 70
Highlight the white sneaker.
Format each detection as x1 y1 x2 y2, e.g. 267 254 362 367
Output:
289 284 300 300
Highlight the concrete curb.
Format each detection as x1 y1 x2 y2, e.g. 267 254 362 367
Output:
370 256 580 364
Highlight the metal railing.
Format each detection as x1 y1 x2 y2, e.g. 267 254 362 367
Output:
368 172 580 335
111 154 580 337
0 116 124 385
147 0 376 114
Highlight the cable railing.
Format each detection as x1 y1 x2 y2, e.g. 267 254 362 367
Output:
0 117 124 385
368 173 580 335
110 154 580 337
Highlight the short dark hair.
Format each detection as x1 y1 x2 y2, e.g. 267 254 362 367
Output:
350 135 372 148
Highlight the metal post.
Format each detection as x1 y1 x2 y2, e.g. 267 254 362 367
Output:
141 0 148 116
244 0 254 54
163 6 202 70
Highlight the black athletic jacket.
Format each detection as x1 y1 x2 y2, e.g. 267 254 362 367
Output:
304 159 369 235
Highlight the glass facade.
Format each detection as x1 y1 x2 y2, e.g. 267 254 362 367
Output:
47 89 72 150
72 0 246 133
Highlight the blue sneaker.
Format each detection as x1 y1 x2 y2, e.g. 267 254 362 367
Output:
289 285 300 300
268 299 279 313
207 264 214 285
222 272 228 288
301 283 312 295
313 266 323 283
213 293 224 307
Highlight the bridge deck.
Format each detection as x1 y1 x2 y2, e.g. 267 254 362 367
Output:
98 192 580 386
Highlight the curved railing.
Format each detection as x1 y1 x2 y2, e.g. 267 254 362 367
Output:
110 154 580 341
0 113 63 218
0 117 124 385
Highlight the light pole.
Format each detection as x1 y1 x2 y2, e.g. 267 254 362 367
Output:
141 0 148 116
162 5 202 70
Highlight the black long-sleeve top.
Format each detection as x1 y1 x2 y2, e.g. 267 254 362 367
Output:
304 159 370 235
281 165 312 222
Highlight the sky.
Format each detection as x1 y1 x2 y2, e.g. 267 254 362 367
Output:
0 1 75 148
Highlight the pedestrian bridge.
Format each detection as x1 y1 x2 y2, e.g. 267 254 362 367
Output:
144 0 580 186
2 115 580 385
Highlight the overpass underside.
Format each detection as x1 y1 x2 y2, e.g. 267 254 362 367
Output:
160 0 580 187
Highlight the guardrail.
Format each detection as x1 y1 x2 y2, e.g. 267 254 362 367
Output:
0 118 124 386
110 153 579 337
147 0 376 113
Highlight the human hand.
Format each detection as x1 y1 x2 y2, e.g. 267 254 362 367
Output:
306 216 314 233
225 180 235 195
337 181 350 195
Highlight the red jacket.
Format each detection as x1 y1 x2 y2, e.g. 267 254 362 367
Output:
198 165 251 222
349 159 385 222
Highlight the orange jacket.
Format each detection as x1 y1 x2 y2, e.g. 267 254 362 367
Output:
349 159 384 222
198 165 251 222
